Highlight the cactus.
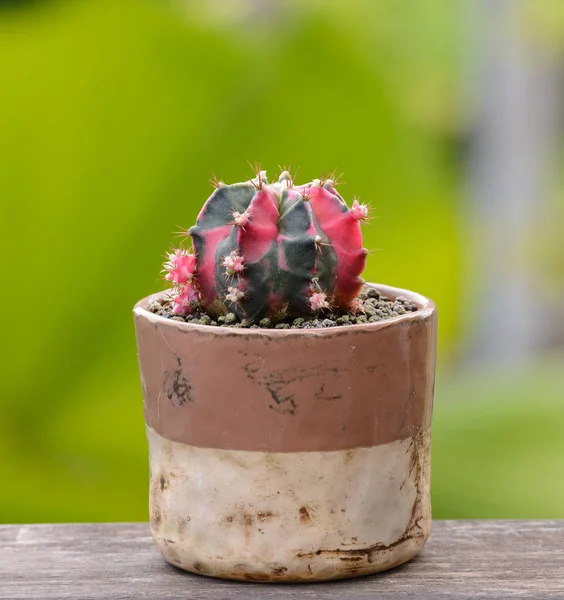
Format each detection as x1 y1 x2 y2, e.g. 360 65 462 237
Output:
163 168 368 321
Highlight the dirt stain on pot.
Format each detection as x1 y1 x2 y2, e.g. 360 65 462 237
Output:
299 506 312 524
151 507 162 528
177 517 189 534
315 382 343 401
256 511 274 522
231 567 293 582
243 513 254 528
298 431 429 565
163 366 193 406
243 358 347 416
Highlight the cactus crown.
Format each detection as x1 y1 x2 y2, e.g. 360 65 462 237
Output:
162 168 368 322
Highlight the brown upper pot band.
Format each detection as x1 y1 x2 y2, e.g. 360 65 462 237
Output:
134 284 437 453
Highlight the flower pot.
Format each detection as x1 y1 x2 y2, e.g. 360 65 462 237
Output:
133 283 437 582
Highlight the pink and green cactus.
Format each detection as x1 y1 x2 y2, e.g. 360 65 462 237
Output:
162 168 368 322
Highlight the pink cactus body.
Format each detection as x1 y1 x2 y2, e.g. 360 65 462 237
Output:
302 183 368 307
164 170 368 321
171 282 199 315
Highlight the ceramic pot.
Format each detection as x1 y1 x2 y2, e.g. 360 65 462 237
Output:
133 283 437 582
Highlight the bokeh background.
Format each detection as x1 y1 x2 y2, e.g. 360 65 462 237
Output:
1 0 563 523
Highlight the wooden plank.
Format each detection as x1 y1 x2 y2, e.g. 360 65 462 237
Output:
0 521 562 599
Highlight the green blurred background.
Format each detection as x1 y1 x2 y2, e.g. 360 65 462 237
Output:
0 0 562 523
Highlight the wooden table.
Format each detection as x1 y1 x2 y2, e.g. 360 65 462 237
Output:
1 521 562 599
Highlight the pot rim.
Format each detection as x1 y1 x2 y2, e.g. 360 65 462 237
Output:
133 282 436 337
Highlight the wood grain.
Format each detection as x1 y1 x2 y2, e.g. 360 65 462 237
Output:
0 521 562 599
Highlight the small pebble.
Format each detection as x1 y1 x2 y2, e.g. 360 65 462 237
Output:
368 315 381 323
217 315 226 324
367 288 381 299
322 319 337 327
170 316 185 322
199 315 211 325
224 313 237 325
292 318 305 327
356 315 368 324
336 315 350 325
275 323 291 329
259 318 272 328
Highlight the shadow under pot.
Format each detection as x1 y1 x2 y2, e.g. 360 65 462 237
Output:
133 282 437 582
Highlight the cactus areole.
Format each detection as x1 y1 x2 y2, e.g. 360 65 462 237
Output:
163 170 369 323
